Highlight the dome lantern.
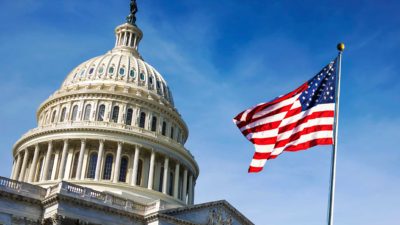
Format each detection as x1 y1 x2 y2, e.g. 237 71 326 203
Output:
113 23 143 56
113 0 143 57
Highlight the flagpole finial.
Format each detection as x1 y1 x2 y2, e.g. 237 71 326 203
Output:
337 43 345 52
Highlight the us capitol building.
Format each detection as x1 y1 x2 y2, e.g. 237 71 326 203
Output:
0 1 253 225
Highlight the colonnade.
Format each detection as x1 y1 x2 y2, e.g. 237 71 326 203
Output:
11 139 196 204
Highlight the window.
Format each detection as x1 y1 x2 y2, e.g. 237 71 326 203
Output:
99 66 104 74
111 106 119 123
46 154 55 180
83 104 92 121
97 104 105 121
168 171 174 195
87 153 98 179
151 116 157 132
109 66 115 75
129 69 135 78
158 166 164 192
139 112 146 128
125 108 133 125
60 107 66 122
80 69 86 77
178 175 183 199
136 159 143 186
149 76 153 84
51 110 57 123
71 105 79 121
103 154 113 180
71 152 80 179
140 72 145 81
162 121 167 136
119 157 129 182
119 67 125 76
170 127 174 139
89 68 94 75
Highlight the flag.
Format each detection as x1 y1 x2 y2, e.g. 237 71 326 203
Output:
233 58 338 173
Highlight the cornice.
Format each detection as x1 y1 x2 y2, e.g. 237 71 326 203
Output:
145 213 201 225
42 194 145 222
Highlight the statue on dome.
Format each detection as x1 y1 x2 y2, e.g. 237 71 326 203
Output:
127 0 138 25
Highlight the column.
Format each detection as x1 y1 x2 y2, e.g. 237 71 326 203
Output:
50 151 59 180
10 159 16 179
113 142 123 183
94 140 104 181
128 33 133 47
12 153 22 180
173 163 180 198
28 144 40 182
147 150 155 190
131 145 140 186
42 141 53 181
188 174 193 205
18 149 29 181
162 157 169 194
182 169 188 203
75 139 86 179
58 140 69 180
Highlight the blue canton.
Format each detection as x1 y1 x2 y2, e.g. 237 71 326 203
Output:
299 59 337 111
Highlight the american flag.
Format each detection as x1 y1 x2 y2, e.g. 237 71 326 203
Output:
233 58 338 173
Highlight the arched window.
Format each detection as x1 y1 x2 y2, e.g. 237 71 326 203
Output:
139 112 146 128
60 107 66 122
170 127 174 139
118 156 129 182
125 108 133 125
51 111 57 123
71 105 79 121
151 116 157 132
136 159 143 186
83 104 92 121
97 104 105 121
111 106 119 123
86 153 98 179
71 152 80 179
46 154 55 180
103 154 114 180
162 121 167 136
35 157 44 182
158 166 164 192
168 171 174 196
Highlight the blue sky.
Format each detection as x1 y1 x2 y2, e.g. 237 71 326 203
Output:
0 0 399 224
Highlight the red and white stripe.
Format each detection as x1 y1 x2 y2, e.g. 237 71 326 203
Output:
234 85 334 173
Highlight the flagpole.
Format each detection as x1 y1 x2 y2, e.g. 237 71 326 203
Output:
328 43 344 225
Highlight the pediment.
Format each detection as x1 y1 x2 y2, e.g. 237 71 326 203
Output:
158 200 253 225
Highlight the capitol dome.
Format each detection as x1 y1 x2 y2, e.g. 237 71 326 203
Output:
10 6 198 207
61 23 175 107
